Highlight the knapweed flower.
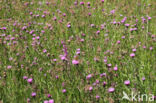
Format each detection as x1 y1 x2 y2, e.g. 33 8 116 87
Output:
132 48 136 52
44 100 49 103
87 2 90 6
113 66 118 71
142 77 145 81
96 95 100 99
80 2 84 5
125 24 130 27
43 49 47 53
60 55 67 61
117 40 120 44
23 76 28 80
89 86 93 91
107 63 112 67
130 53 135 57
7 65 12 69
72 59 79 65
101 0 104 3
31 92 36 97
124 80 130 85
86 74 92 80
67 24 71 28
55 75 59 79
49 99 54 103
62 89 66 93
47 94 51 98
90 24 95 27
108 87 115 93
149 47 153 50
27 78 33 84
100 73 106 77
96 30 100 34
103 81 107 86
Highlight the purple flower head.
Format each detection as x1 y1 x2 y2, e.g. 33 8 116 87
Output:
125 24 130 27
147 16 151 20
107 63 112 67
124 80 130 85
74 1 78 5
80 2 84 5
63 13 66 17
72 59 79 65
67 24 71 28
88 12 91 16
96 80 100 84
142 77 145 81
89 86 93 91
100 73 106 77
55 75 59 79
62 89 66 93
149 47 153 50
1 27 7 30
31 92 36 97
96 95 100 99
44 100 49 103
90 24 95 27
49 99 54 103
86 74 92 80
96 31 100 34
47 94 51 98
103 81 107 86
27 78 33 84
87 2 90 6
113 66 118 71
53 16 57 21
130 53 135 57
108 87 115 93
101 0 104 3
132 48 136 52
60 55 67 61
7 65 12 69
23 76 28 80
43 49 47 53
110 10 115 14
117 40 120 44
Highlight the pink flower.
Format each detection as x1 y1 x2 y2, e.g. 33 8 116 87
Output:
62 89 66 93
124 80 130 85
96 95 100 99
23 76 28 80
7 65 12 69
72 60 79 65
27 78 33 84
44 100 49 103
103 81 107 86
96 30 100 34
49 99 54 103
142 77 145 81
108 87 115 93
150 47 153 50
31 92 36 97
114 66 118 71
86 74 92 80
101 0 104 3
130 53 135 57
89 86 93 91
132 49 136 52
80 2 84 5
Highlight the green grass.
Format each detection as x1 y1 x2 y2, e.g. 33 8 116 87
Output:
0 0 156 103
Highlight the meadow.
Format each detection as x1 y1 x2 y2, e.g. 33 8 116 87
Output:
0 0 156 103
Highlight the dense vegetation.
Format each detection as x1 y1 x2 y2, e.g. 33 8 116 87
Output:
0 0 156 103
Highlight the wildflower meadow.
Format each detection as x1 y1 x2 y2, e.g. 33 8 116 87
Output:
0 0 156 103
